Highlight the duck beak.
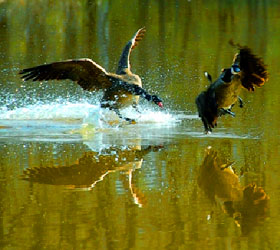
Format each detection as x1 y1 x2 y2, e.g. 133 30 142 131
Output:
158 102 163 108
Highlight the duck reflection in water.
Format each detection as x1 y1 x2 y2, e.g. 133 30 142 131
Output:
22 144 163 207
198 146 269 235
196 41 268 133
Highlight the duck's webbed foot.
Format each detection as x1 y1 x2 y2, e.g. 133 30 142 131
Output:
238 96 244 108
133 103 141 114
112 108 136 124
124 117 136 124
220 108 236 117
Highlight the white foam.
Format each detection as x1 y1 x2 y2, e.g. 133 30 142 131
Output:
137 110 177 123
0 101 180 128
0 102 93 120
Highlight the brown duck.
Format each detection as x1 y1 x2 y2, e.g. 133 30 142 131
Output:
22 144 164 206
19 28 163 122
196 42 268 133
198 147 269 235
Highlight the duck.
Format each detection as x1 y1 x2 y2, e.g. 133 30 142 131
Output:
19 28 163 123
22 144 164 206
198 146 269 235
196 42 268 133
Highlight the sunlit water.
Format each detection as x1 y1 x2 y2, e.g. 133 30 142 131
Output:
0 100 182 141
0 99 255 144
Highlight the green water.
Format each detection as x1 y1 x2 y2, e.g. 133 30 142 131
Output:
0 0 280 249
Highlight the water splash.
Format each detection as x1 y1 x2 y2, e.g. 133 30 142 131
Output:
0 100 180 126
0 99 185 143
0 102 90 121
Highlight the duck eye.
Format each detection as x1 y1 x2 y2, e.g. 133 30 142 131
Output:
232 65 241 73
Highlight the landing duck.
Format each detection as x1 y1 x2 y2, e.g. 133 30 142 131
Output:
196 42 268 133
20 28 163 123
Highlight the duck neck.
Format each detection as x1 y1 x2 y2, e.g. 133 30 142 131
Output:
116 42 132 74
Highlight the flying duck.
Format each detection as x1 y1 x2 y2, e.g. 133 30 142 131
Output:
196 42 268 133
19 28 163 123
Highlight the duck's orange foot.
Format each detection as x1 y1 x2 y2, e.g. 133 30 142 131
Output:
129 119 137 125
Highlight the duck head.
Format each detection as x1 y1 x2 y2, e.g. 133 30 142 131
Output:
151 95 163 108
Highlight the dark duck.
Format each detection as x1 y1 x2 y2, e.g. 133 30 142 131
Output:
19 28 163 123
196 42 268 133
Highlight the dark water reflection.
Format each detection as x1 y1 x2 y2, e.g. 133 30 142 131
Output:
0 137 275 249
198 146 269 236
1 0 280 249
22 144 164 207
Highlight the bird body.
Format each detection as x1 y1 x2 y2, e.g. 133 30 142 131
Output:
196 43 268 133
101 73 142 110
209 69 242 110
20 28 163 122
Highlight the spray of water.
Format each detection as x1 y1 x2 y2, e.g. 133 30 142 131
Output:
0 98 180 127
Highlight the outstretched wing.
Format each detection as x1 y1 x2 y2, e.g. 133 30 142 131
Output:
230 42 268 91
116 27 146 74
19 58 113 91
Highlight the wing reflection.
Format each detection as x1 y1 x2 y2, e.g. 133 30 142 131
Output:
22 145 163 207
198 146 269 235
